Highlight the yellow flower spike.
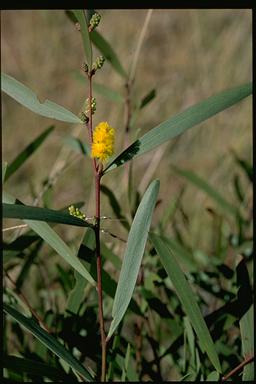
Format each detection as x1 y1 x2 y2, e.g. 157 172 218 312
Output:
91 122 115 162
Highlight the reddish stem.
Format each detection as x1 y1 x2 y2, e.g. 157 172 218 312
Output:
221 354 254 381
87 72 107 381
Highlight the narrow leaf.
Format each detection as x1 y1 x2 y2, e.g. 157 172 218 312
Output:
162 236 197 272
140 88 156 109
149 232 221 372
3 192 95 286
104 83 252 173
240 305 254 380
107 179 160 339
5 126 54 181
1 73 82 123
90 30 127 78
231 149 253 182
3 355 74 381
3 304 93 381
3 203 94 228
72 10 92 69
172 166 238 216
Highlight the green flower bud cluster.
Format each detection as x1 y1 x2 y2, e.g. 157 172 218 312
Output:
68 205 86 220
84 97 96 115
89 12 101 31
92 56 105 72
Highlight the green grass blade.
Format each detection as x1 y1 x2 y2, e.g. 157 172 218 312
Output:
5 126 54 181
3 203 94 228
90 30 127 78
231 149 253 183
104 83 252 174
140 88 156 109
2 355 74 381
172 166 238 217
3 304 94 381
162 235 197 272
240 305 254 380
1 73 82 123
3 192 95 286
107 179 160 339
149 232 221 373
72 10 92 69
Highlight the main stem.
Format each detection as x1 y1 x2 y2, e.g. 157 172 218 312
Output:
87 73 107 381
95 171 107 382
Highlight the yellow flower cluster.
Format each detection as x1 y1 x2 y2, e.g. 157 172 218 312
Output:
91 121 115 162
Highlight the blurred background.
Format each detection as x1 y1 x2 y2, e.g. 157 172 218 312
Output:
2 8 252 251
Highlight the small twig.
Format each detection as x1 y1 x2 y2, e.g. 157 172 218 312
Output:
100 229 127 243
221 354 254 381
3 224 28 232
4 269 53 334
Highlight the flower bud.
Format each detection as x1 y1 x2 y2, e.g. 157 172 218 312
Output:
85 97 96 115
92 56 105 72
89 12 101 31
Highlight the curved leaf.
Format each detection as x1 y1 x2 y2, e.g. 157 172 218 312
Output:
72 10 92 69
3 355 75 381
1 73 82 123
107 179 160 339
104 83 252 174
3 304 94 381
5 126 54 181
149 232 221 373
3 203 94 228
3 192 95 286
90 30 127 78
